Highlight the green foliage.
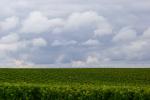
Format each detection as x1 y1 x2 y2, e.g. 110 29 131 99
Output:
0 84 149 100
0 68 149 100
0 68 149 85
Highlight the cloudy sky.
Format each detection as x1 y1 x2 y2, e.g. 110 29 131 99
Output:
0 0 150 67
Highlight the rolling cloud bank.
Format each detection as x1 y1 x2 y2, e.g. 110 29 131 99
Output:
0 0 150 67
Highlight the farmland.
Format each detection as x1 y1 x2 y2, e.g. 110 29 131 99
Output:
0 68 150 100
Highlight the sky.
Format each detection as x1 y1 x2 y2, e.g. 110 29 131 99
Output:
0 0 150 68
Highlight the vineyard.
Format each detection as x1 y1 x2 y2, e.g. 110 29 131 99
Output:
0 68 149 100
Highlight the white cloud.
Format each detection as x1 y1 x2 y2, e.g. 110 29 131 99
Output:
127 40 148 52
142 27 150 39
0 16 19 31
0 0 149 67
94 22 113 37
71 55 99 67
123 40 150 59
113 27 137 43
48 11 113 38
106 38 150 61
86 55 99 64
21 11 50 34
82 39 100 46
20 11 113 39
51 40 77 46
0 33 19 43
12 59 34 67
49 18 65 33
0 33 20 51
21 11 65 34
63 11 113 37
64 11 100 31
0 43 19 51
71 60 86 67
32 38 47 47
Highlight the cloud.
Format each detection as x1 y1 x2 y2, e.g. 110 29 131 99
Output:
51 40 77 46
0 33 20 51
71 55 99 67
71 60 86 67
142 27 150 39
12 59 34 67
48 11 113 42
0 43 19 52
105 37 150 62
49 18 65 33
55 54 66 63
0 0 150 67
32 38 47 47
86 55 99 64
21 11 50 34
113 27 137 43
58 11 113 38
0 16 19 32
0 33 19 43
64 11 100 31
82 39 100 46
123 39 150 60
0 33 48 67
20 11 112 39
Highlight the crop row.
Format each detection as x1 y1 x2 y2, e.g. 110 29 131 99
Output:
0 69 149 85
0 84 149 100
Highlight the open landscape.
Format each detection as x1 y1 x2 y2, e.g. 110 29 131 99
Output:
0 68 149 100
0 0 150 99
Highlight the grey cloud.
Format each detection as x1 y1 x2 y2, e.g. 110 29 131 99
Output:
21 11 50 34
112 27 137 43
81 39 100 46
0 16 19 32
51 40 77 46
32 38 47 47
0 0 149 67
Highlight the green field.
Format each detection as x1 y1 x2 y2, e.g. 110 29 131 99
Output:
0 68 150 100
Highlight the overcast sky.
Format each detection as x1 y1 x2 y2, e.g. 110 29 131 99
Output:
0 0 150 67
